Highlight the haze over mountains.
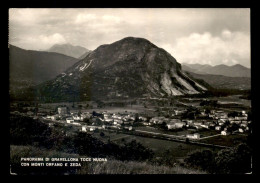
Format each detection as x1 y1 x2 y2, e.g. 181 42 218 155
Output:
182 63 250 78
47 43 91 59
36 37 207 102
185 72 251 90
9 45 79 91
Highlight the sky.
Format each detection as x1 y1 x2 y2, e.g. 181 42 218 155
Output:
9 8 250 68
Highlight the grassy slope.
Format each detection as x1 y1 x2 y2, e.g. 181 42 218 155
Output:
10 145 206 174
78 159 205 174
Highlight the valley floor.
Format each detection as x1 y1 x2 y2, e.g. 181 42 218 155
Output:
9 94 252 175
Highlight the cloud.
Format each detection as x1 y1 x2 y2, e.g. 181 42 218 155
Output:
75 14 97 24
8 9 250 67
169 30 250 67
102 15 121 23
11 33 67 50
39 33 67 45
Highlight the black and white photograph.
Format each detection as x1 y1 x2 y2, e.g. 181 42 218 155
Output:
8 8 252 175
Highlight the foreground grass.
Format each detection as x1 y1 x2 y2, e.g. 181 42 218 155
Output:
79 160 206 174
10 145 206 174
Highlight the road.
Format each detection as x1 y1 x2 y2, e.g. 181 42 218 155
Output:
135 129 186 139
199 134 221 140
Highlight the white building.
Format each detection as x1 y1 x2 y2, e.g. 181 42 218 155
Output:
242 121 248 125
50 115 59 121
235 116 247 120
66 117 74 123
114 119 123 124
238 128 244 133
201 124 209 129
58 107 67 115
241 123 248 127
218 118 226 123
124 126 133 131
139 116 147 121
221 130 230 136
150 116 167 124
215 126 221 131
186 120 193 124
218 122 224 126
87 126 97 131
104 116 113 123
174 110 186 115
82 125 87 132
167 121 185 130
142 122 151 126
73 115 83 121
186 133 200 139
72 122 81 126
209 114 214 118
193 122 202 126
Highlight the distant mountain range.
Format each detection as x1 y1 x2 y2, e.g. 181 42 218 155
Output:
9 45 79 95
47 43 91 59
34 37 207 102
184 71 251 90
9 38 251 102
182 63 250 78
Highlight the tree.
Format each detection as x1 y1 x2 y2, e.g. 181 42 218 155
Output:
120 140 154 161
230 123 240 131
184 143 252 174
215 143 252 174
185 138 190 143
100 132 105 137
160 122 168 130
10 114 52 147
205 108 211 114
73 132 105 156
184 150 215 172
134 113 139 122
83 118 92 125
77 110 82 116
228 111 240 118
155 149 177 167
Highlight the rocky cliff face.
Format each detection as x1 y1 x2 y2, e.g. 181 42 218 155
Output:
36 37 206 102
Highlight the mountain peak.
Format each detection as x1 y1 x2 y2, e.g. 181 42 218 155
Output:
47 43 89 58
182 63 250 77
232 64 248 69
112 37 156 47
121 36 150 42
36 37 207 102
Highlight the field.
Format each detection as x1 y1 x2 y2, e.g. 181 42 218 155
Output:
196 128 220 137
73 105 151 114
199 133 248 147
208 95 251 107
134 126 219 138
92 131 212 158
